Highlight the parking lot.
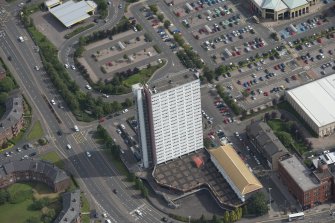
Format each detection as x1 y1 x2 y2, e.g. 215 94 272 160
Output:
80 29 163 83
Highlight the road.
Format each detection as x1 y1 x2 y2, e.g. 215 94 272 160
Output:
0 3 173 223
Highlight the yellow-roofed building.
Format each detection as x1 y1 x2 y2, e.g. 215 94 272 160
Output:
209 145 263 202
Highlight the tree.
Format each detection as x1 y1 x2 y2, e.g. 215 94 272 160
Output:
0 77 15 92
123 98 133 108
264 112 270 122
237 207 243 220
128 173 136 182
0 189 8 205
157 13 164 22
277 131 293 147
149 4 158 14
164 20 171 28
26 217 40 223
223 211 229 223
247 192 269 216
229 211 237 222
0 92 8 104
141 186 148 198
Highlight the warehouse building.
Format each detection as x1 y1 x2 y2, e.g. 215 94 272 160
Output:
209 145 263 202
286 74 335 137
49 0 97 28
249 0 318 21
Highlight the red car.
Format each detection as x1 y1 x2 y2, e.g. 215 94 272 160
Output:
263 92 269 96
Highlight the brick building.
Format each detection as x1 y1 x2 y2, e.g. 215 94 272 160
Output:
246 121 289 170
0 93 24 146
278 155 334 209
0 159 70 192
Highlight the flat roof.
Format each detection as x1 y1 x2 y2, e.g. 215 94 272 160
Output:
279 155 318 192
147 70 197 93
45 0 61 7
49 0 96 27
209 145 263 195
282 0 308 9
286 74 335 128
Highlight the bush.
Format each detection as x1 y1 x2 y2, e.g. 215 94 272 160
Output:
8 189 32 204
29 198 50 210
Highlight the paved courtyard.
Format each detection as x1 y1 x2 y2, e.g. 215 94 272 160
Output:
153 149 242 208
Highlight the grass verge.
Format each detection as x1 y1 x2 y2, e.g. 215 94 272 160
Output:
81 193 90 223
41 151 65 169
64 24 95 39
27 120 44 141
102 150 129 176
122 63 164 87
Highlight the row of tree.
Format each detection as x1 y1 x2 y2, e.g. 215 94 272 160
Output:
96 125 121 158
216 85 242 115
22 12 131 120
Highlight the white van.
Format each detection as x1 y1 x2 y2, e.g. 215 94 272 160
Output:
74 125 79 132
105 219 112 223
66 144 72 150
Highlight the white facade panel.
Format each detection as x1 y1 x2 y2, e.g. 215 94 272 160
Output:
151 80 203 164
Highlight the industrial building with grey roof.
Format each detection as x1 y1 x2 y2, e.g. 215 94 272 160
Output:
49 0 97 28
286 73 335 137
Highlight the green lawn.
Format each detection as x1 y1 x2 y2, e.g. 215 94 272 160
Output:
122 64 164 87
27 120 44 141
0 183 60 223
267 119 310 155
41 151 64 169
0 199 41 223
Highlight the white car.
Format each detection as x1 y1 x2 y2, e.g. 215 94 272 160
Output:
85 85 92 90
71 65 76 70
122 109 128 113
17 148 22 152
102 93 109 98
158 59 162 64
51 99 56 105
118 4 122 8
34 65 40 71
66 144 72 150
86 151 92 158
120 124 126 130
135 210 143 216
116 129 122 134
64 64 69 69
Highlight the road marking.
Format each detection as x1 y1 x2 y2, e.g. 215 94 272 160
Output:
72 131 87 144
129 203 145 214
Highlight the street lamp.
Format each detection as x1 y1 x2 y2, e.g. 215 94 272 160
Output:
188 216 191 223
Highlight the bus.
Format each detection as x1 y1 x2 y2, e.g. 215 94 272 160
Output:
288 212 304 222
